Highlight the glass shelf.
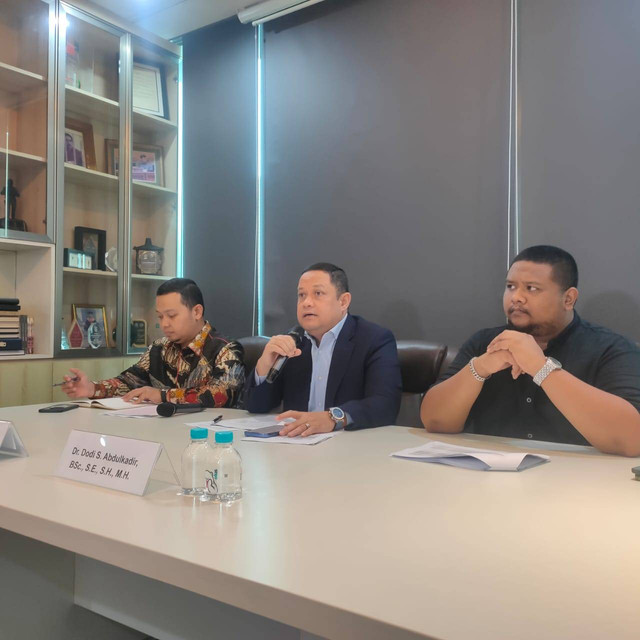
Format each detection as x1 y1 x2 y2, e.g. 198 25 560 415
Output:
127 36 180 352
58 9 122 356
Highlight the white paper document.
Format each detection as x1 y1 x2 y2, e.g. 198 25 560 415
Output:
242 432 339 446
391 441 550 471
103 404 159 418
187 415 295 432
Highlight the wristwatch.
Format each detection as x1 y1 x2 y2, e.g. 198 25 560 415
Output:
533 357 562 386
328 406 346 430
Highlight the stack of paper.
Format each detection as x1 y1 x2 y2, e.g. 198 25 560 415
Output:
187 415 294 432
391 441 550 471
186 416 338 445
103 404 160 418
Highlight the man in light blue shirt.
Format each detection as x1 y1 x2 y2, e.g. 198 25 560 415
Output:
244 263 402 436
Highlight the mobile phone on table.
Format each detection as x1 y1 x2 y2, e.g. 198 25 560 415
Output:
38 403 79 413
244 431 280 438
244 425 281 438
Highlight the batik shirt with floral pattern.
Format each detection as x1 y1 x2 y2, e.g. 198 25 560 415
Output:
91 322 245 407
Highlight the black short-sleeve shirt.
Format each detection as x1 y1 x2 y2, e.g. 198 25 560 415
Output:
437 313 640 445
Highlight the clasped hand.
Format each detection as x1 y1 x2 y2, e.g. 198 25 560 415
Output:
476 330 547 379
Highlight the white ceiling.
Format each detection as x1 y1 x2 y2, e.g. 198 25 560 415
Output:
88 0 252 40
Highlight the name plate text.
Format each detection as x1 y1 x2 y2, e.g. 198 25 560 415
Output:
55 429 163 495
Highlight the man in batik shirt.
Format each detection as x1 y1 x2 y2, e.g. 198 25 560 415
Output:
61 278 244 407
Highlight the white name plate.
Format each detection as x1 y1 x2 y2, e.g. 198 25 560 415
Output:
0 421 28 458
55 429 164 496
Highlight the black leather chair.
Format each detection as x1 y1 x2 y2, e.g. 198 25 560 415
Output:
437 346 458 380
237 336 269 376
395 340 448 427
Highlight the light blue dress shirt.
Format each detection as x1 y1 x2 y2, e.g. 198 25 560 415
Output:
306 314 348 413
255 314 350 422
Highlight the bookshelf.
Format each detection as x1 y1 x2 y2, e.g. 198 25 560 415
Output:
0 0 181 362
57 5 181 358
0 237 54 360
0 0 51 239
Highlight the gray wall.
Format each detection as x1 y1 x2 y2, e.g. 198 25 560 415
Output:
518 0 640 342
182 0 640 346
183 18 256 338
262 0 511 344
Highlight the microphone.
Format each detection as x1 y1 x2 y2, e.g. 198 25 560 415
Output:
266 327 305 384
156 402 205 417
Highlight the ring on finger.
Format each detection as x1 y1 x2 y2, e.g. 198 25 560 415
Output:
305 422 310 428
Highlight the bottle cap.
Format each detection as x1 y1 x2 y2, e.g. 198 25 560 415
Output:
190 427 208 440
215 431 233 444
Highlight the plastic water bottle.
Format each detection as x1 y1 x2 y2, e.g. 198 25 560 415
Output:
180 427 210 496
202 431 242 503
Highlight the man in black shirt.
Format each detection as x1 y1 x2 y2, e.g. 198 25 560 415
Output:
421 245 640 456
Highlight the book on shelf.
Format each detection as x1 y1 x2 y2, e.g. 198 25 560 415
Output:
0 305 20 312
0 338 24 351
0 314 31 352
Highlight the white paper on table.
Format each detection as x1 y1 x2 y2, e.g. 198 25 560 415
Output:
187 415 295 432
391 441 550 471
103 404 159 418
242 432 339 446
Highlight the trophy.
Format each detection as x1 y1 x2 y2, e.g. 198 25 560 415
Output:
0 179 27 232
133 237 164 275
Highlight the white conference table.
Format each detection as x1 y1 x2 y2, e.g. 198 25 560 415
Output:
0 403 639 640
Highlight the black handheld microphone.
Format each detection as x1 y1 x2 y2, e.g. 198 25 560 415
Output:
266 327 305 384
156 402 204 417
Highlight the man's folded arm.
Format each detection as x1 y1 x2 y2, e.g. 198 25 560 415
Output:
542 344 640 456
420 338 484 433
340 330 402 429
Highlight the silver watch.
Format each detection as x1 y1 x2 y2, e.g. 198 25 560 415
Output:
329 407 345 429
533 357 562 386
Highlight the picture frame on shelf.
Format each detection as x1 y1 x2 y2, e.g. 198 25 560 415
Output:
64 118 97 170
131 319 147 348
72 304 109 349
132 60 168 119
106 140 164 186
64 129 85 167
74 226 106 271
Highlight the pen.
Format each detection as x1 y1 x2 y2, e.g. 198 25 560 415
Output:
52 376 79 387
212 414 223 424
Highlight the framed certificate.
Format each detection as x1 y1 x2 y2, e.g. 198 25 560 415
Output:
133 61 168 119
105 140 164 187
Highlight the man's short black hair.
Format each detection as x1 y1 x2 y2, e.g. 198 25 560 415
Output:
156 278 205 311
511 245 578 290
302 262 349 296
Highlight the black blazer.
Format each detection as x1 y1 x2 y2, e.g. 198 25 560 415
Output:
244 314 401 429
